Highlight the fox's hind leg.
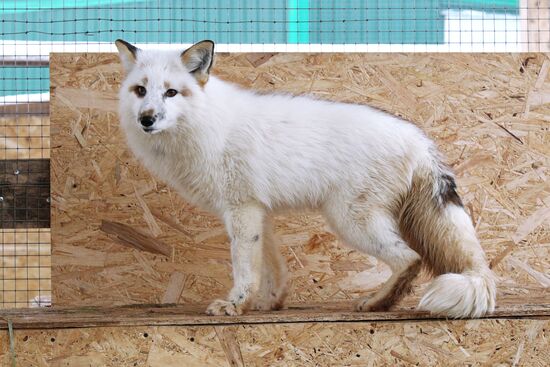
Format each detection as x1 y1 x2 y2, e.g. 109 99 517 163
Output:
253 218 288 311
354 234 421 312
324 202 421 312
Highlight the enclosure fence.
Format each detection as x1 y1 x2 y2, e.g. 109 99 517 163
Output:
1 0 549 308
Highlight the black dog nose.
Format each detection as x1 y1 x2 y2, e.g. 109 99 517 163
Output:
139 115 156 127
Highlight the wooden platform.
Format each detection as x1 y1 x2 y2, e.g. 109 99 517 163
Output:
1 299 549 330
0 301 548 366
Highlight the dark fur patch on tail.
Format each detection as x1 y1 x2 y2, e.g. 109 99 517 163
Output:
398 167 468 276
439 174 463 207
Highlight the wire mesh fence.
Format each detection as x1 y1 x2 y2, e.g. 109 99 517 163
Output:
0 0 548 308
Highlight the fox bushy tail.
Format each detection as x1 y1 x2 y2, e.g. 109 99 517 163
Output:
399 153 496 318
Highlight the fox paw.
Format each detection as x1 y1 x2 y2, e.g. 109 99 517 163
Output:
206 299 244 316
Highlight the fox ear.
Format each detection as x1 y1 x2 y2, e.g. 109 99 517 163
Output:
181 40 214 86
115 39 139 72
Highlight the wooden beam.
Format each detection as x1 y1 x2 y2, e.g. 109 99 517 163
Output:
0 57 49 66
521 0 550 51
0 301 548 330
0 102 49 115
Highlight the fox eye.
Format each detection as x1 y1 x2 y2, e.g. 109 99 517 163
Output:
135 86 146 97
165 89 178 98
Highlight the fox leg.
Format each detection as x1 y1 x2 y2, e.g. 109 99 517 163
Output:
252 218 288 311
206 203 265 316
354 233 422 312
325 202 421 312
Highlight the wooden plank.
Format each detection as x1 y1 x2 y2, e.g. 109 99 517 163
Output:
0 57 49 66
0 300 548 330
522 0 550 52
0 102 49 115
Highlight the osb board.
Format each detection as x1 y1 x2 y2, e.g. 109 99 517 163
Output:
50 53 550 309
0 115 50 159
1 319 549 366
0 228 51 308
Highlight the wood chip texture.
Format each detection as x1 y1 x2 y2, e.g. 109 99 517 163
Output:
50 53 550 314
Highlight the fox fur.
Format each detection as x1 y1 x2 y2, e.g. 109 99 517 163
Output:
115 39 496 318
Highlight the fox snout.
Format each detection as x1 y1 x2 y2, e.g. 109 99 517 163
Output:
138 110 165 132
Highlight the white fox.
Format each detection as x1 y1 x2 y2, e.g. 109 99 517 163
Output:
115 39 496 318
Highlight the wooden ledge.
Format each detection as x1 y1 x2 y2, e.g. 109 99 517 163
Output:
1 301 548 330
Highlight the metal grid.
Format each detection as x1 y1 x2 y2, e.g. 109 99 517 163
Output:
0 228 51 308
0 0 548 309
1 70 50 309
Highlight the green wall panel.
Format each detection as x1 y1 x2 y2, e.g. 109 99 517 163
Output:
0 67 49 97
308 0 444 44
0 1 288 44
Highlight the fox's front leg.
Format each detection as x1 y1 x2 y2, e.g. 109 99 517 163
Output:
206 203 264 316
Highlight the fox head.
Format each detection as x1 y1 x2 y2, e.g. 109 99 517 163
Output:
115 39 214 134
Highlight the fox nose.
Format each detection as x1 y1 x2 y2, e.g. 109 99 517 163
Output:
139 115 156 127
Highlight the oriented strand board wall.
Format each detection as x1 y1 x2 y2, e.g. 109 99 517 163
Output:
50 53 550 309
2 320 549 366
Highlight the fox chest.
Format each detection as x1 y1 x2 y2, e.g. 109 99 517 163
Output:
128 138 222 213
